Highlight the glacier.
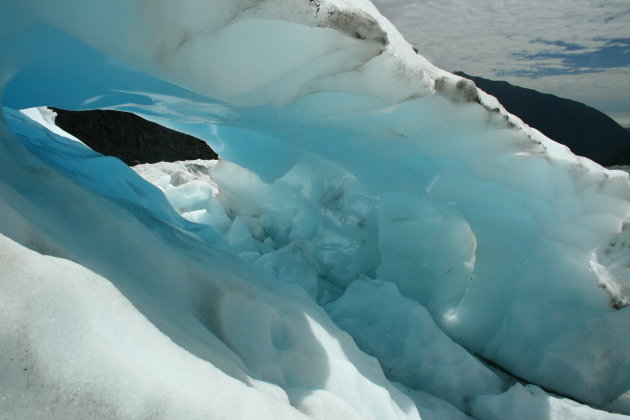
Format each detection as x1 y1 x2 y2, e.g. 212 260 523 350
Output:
1 1 630 419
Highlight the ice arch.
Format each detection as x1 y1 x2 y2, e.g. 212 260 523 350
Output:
1 0 630 418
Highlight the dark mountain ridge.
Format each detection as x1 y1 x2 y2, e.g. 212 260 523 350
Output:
52 108 217 165
456 72 630 166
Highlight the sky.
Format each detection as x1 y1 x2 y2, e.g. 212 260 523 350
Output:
370 0 630 127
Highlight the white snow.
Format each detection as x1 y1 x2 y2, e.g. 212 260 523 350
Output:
0 233 307 420
1 0 630 419
20 107 84 144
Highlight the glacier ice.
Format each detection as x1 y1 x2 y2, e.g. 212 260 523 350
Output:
326 278 506 409
471 383 629 420
1 0 630 419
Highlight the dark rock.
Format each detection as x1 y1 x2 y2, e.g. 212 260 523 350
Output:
51 108 217 165
608 146 630 166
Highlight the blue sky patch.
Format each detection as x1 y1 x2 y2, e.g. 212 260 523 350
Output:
534 39 585 52
502 38 630 77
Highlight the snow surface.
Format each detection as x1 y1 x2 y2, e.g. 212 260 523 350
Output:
20 107 83 144
1 0 630 419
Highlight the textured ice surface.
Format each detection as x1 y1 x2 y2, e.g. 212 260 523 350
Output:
1 109 420 420
326 279 506 409
471 383 629 420
2 0 630 418
394 383 473 420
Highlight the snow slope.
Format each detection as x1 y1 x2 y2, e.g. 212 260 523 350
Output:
1 1 629 418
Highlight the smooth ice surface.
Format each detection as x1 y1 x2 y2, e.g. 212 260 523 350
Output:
2 0 630 418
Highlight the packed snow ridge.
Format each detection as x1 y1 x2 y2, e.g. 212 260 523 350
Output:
1 1 630 419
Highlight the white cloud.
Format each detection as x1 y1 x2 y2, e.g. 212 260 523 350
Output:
371 0 630 125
